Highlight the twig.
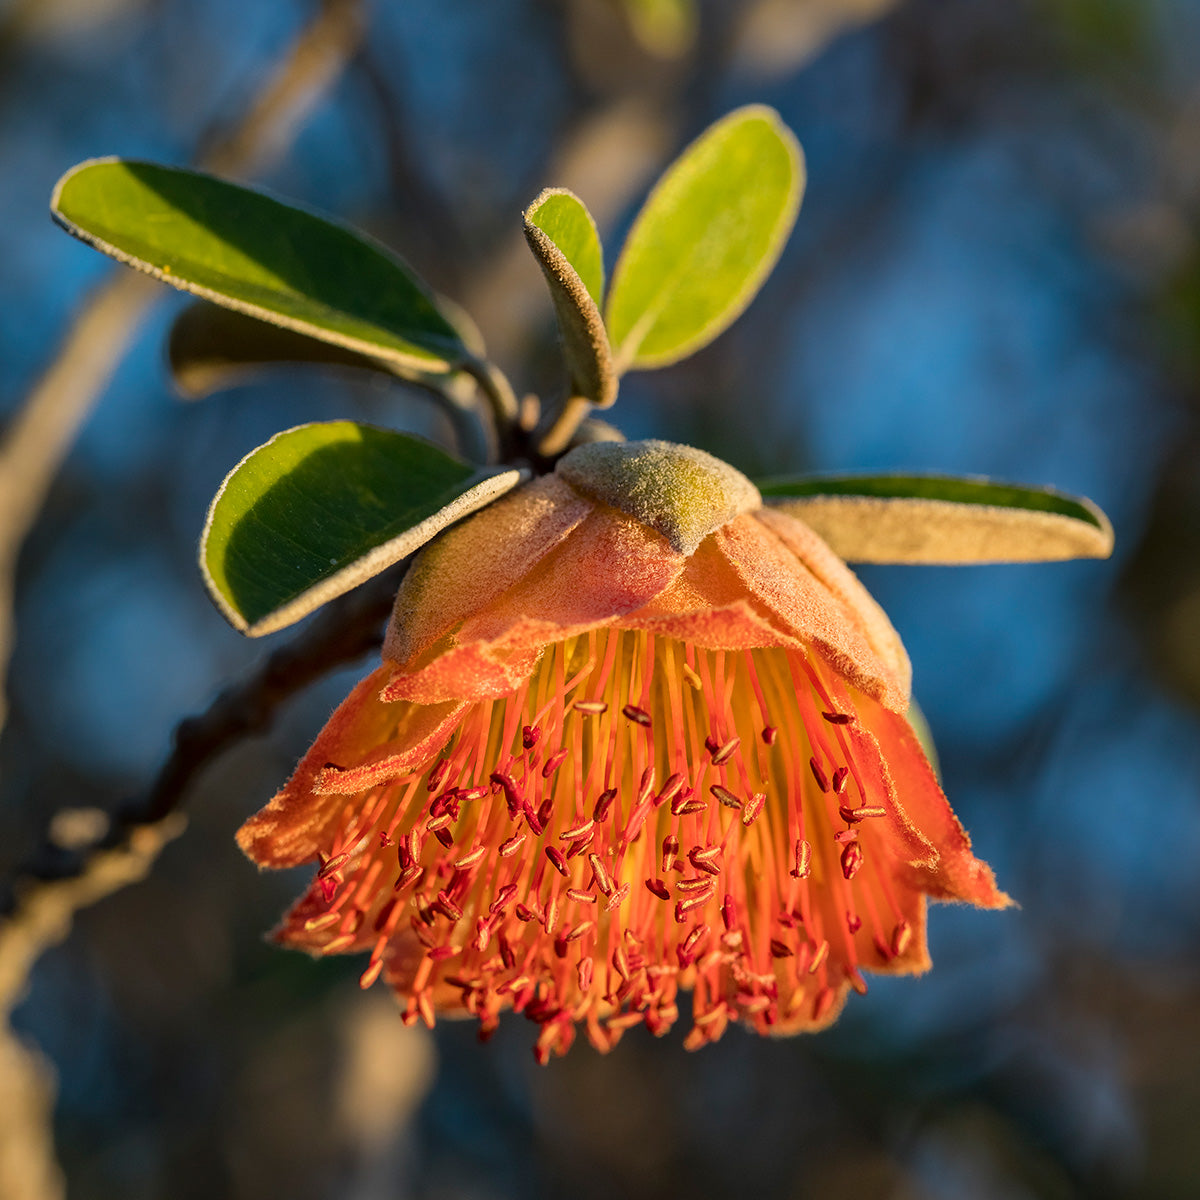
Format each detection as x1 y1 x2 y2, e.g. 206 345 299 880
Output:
0 565 399 924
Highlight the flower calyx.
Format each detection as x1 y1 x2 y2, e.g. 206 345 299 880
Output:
555 439 761 555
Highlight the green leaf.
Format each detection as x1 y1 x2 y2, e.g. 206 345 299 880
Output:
52 158 467 375
604 105 804 371
758 474 1114 563
525 188 604 305
201 421 526 636
524 188 616 409
168 302 391 399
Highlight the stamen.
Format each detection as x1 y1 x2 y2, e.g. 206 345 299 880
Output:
821 712 852 725
622 704 652 728
710 784 742 810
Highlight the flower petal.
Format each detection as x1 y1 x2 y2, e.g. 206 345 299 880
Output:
383 505 688 703
713 511 911 711
383 474 592 667
236 665 463 867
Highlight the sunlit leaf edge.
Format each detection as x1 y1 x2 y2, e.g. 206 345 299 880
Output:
605 105 805 372
200 422 527 636
51 157 467 375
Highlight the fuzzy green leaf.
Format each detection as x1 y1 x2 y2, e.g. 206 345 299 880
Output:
168 302 392 399
759 474 1114 563
605 106 804 371
524 188 616 408
52 159 466 375
201 422 525 636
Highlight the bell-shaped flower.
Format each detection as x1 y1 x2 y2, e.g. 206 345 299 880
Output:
238 440 1010 1061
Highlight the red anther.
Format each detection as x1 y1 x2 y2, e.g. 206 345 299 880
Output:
523 804 545 835
769 939 794 958
567 887 595 903
498 932 517 969
645 878 671 901
588 853 613 896
813 987 836 1021
515 903 537 922
498 830 526 857
461 785 489 802
425 812 452 833
472 918 493 952
612 944 630 981
809 757 830 792
840 842 864 881
704 734 721 757
566 920 594 942
683 924 709 956
821 711 853 725
675 892 710 919
606 883 630 912
573 699 608 715
742 793 766 826
359 959 384 989
522 724 541 750
373 899 397 933
680 798 707 815
378 831 393 848
808 939 830 973
395 864 423 891
690 844 721 869
891 920 911 957
711 736 741 766
791 839 812 879
426 758 451 791
542 748 569 778
429 944 459 961
846 911 863 933
873 935 892 960
676 944 696 970
318 851 351 878
676 877 715 892
561 818 594 841
856 806 887 820
433 827 454 848
831 766 849 795
838 803 860 824
661 834 679 873
777 908 796 929
833 828 858 845
710 784 742 810
553 935 569 959
544 896 559 933
656 773 685 807
577 958 594 991
721 895 737 931
593 788 617 822
398 834 414 870
670 788 697 816
622 704 652 728
761 726 778 746
434 892 463 921
454 846 486 870
545 846 569 877
490 772 523 817
638 767 656 804
318 875 339 903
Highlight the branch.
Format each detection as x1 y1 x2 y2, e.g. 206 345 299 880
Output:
0 565 400 948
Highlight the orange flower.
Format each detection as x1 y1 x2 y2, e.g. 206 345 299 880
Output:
238 441 1009 1061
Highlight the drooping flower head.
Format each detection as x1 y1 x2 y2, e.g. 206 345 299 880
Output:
239 440 1008 1061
